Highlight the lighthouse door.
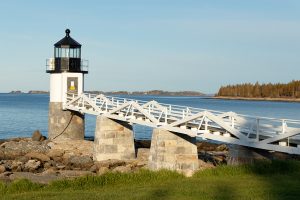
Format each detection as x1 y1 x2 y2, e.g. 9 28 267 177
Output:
67 77 78 94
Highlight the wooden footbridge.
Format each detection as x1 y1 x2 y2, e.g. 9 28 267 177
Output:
64 93 300 155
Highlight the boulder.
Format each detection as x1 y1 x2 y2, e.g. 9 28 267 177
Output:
2 160 13 171
42 167 58 175
0 149 5 160
216 144 228 151
67 155 93 169
56 163 66 170
97 166 109 175
47 149 65 160
11 161 23 172
16 156 29 163
32 130 42 141
25 152 50 162
89 165 97 173
25 160 41 172
0 165 6 173
112 166 132 173
1 140 50 159
40 136 47 142
198 159 215 170
95 159 126 169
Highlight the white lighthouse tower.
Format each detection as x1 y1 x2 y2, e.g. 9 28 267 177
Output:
46 29 88 140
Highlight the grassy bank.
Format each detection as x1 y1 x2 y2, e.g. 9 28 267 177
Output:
1 160 300 200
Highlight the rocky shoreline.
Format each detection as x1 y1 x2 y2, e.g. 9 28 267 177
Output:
0 131 228 184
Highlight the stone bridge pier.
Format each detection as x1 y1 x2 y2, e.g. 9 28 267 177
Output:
93 116 136 161
148 129 199 176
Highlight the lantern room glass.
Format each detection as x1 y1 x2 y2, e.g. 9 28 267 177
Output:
55 47 81 58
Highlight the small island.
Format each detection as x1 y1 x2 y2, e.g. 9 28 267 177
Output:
9 90 23 94
28 90 49 94
215 80 300 102
9 90 49 94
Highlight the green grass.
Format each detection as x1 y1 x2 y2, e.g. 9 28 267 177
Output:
1 160 300 200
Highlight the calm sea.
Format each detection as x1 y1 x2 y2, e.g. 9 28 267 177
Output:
0 93 300 140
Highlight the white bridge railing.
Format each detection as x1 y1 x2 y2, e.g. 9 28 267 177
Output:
64 92 300 155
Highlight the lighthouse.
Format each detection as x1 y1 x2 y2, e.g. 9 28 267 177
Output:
46 29 88 140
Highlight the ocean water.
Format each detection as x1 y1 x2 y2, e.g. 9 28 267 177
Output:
0 93 300 140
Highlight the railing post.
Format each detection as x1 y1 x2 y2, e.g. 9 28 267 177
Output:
256 118 260 142
105 100 108 112
282 120 286 134
165 108 168 123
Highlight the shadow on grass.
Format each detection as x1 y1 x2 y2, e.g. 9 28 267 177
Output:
195 159 300 200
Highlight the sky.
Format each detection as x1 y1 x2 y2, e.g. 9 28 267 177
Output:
0 0 299 94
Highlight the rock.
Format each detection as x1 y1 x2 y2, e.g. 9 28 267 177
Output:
97 166 109 175
16 156 29 163
47 149 64 158
62 153 75 164
0 149 5 160
198 159 215 170
40 136 47 142
11 161 23 172
112 166 131 173
25 152 50 162
137 148 150 161
25 160 41 172
48 139 93 157
3 160 13 171
216 144 228 151
89 165 97 173
2 140 50 159
43 162 52 169
67 155 93 169
0 165 6 173
136 160 148 168
32 130 42 141
95 159 126 169
56 163 66 170
197 142 221 151
42 167 58 175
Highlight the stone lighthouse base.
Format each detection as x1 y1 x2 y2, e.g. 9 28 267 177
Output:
48 102 84 140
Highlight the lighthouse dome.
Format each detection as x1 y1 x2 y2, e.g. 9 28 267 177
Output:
54 29 81 48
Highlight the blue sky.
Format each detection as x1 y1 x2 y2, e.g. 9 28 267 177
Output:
0 0 299 94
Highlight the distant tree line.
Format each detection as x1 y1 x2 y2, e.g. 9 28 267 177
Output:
217 80 300 98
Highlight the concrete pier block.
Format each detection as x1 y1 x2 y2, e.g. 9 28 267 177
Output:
93 116 135 161
227 145 268 165
48 102 84 140
148 128 199 176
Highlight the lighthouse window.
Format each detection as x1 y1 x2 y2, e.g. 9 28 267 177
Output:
61 48 70 58
75 49 78 58
69 49 74 58
55 47 61 58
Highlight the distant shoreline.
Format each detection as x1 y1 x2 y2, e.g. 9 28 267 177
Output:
7 90 206 97
213 96 300 103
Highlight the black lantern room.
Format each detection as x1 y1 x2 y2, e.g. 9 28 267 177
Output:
46 29 88 74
